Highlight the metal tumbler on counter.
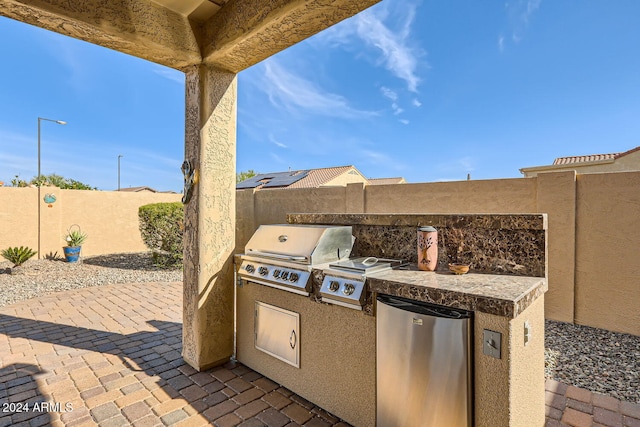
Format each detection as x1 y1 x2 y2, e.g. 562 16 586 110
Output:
417 226 438 271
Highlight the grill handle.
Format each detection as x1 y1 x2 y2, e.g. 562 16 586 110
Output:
290 330 297 349
245 250 308 262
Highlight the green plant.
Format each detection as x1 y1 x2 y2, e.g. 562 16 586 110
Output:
138 202 184 267
65 227 88 246
1 246 37 267
10 175 28 187
237 169 258 183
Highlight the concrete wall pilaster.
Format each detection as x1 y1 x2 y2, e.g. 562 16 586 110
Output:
535 171 576 323
345 182 365 213
182 65 237 370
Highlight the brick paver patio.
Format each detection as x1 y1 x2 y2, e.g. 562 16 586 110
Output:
0 282 638 426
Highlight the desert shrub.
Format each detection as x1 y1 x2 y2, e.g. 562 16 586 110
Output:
1 246 37 267
138 202 184 267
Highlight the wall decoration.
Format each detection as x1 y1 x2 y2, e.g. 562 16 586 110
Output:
44 193 57 207
181 160 198 204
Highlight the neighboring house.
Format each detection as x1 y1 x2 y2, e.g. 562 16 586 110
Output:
118 186 158 193
520 146 640 177
367 177 407 185
237 166 406 190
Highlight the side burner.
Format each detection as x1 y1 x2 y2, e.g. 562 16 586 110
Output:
321 257 407 309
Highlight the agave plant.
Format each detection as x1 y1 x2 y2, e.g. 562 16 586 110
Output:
65 228 88 247
1 246 38 267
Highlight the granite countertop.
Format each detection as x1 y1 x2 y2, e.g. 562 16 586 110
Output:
366 265 547 318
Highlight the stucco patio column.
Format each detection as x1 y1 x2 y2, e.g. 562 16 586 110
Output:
182 64 237 370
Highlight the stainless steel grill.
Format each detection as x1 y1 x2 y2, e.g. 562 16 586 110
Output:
238 224 354 296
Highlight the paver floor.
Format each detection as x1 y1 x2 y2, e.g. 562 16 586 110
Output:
0 282 638 427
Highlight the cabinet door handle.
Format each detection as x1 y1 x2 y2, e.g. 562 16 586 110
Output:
289 330 297 349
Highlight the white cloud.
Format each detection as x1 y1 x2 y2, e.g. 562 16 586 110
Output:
269 152 286 164
505 0 542 45
153 66 185 85
399 119 410 125
412 99 422 107
380 86 398 101
261 58 377 119
360 149 407 170
380 87 405 115
268 134 287 148
318 2 423 92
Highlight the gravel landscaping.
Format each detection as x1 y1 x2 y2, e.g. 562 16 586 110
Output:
0 252 181 307
545 319 640 403
1 253 638 404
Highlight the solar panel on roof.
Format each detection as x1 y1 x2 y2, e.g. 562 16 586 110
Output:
236 170 310 189
261 170 310 188
236 179 263 189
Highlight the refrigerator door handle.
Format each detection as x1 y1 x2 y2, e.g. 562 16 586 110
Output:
377 295 470 319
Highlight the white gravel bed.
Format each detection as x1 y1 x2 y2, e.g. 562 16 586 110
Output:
1 254 638 404
545 319 640 403
0 252 182 307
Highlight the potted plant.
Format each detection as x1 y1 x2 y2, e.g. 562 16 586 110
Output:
63 225 88 263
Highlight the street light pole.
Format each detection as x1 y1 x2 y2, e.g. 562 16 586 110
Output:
118 154 124 190
38 117 67 180
37 117 66 259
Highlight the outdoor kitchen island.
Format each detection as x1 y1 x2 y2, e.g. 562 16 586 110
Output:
236 214 547 427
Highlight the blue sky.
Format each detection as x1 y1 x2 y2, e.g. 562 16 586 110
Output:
1 0 640 192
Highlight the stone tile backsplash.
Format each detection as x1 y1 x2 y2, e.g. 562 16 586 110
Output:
289 213 546 277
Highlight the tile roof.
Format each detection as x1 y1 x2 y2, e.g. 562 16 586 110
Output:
286 166 357 188
237 166 364 189
236 166 407 189
552 146 640 165
118 186 158 192
553 153 618 165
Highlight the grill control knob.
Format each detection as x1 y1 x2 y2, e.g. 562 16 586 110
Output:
245 264 255 273
258 267 268 276
281 271 290 281
343 283 356 296
273 269 281 278
329 281 340 292
289 273 299 282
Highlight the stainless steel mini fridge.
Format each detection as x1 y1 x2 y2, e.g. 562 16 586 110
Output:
376 294 473 427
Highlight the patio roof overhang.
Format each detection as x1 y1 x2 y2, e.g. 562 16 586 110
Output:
0 0 380 73
0 0 382 370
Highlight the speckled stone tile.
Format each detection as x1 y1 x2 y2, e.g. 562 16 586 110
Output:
288 213 546 229
366 265 547 318
288 213 547 277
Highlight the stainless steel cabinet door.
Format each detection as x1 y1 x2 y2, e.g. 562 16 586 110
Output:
255 302 300 368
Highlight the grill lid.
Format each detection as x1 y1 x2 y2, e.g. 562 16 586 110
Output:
244 224 353 265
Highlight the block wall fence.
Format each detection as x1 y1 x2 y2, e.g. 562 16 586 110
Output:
0 187 181 259
2 170 638 336
236 170 640 336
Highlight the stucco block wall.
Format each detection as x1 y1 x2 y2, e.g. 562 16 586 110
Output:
252 186 347 225
473 297 544 427
0 187 181 257
535 172 576 323
236 281 376 427
365 179 537 214
237 171 640 336
575 172 640 335
0 187 39 250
